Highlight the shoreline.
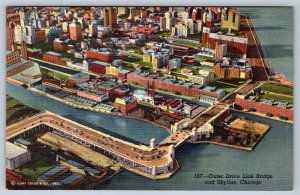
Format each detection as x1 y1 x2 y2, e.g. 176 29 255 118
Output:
240 11 294 84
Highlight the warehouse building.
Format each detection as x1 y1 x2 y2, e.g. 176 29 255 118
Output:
213 57 252 79
6 141 31 170
115 97 138 113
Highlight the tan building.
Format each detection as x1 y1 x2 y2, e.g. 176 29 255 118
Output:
171 23 189 37
143 53 152 62
104 7 117 28
213 64 252 79
62 22 69 32
106 65 120 76
215 43 228 59
221 9 241 31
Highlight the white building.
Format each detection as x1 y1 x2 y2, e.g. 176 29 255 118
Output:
25 25 37 44
169 58 181 69
67 60 89 71
6 141 31 170
184 19 202 34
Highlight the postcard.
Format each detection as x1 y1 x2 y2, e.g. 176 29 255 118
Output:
6 6 293 190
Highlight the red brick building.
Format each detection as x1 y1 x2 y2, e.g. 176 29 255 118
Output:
90 60 109 74
36 29 46 43
127 72 221 98
235 96 293 120
86 49 113 62
53 39 66 53
114 97 138 113
43 51 67 66
202 27 248 57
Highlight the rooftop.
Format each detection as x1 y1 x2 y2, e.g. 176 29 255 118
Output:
6 141 29 160
65 160 103 175
59 173 84 185
98 80 120 89
45 51 62 57
38 166 66 181
14 138 32 146
91 60 110 66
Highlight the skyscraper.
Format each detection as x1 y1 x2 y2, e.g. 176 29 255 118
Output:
21 40 28 60
104 7 117 28
7 21 16 52
69 21 82 41
19 7 29 27
192 8 203 20
221 8 240 31
160 11 176 31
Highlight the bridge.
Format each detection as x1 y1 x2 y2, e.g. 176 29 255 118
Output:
6 112 177 179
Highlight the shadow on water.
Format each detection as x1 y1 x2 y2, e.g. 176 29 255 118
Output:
254 26 284 31
175 142 210 162
262 44 294 58
65 114 145 146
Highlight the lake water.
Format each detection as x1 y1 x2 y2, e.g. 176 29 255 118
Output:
239 7 294 81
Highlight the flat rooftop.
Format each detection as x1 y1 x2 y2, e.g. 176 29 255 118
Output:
45 51 62 57
59 173 84 185
38 166 66 181
6 141 29 160
98 80 120 89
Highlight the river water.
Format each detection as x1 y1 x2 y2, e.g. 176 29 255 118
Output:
6 7 293 191
6 82 170 145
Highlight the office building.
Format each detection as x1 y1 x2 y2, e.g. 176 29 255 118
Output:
221 8 241 31
104 7 117 28
201 27 248 57
69 21 82 41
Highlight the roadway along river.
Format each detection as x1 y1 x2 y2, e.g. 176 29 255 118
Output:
6 82 170 145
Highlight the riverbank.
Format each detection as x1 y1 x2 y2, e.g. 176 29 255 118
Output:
7 78 173 138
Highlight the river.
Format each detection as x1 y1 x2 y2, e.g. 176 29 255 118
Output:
6 82 170 145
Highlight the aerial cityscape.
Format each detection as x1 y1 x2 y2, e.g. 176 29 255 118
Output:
6 6 293 190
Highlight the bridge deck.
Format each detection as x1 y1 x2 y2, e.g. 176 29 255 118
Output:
6 112 172 168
